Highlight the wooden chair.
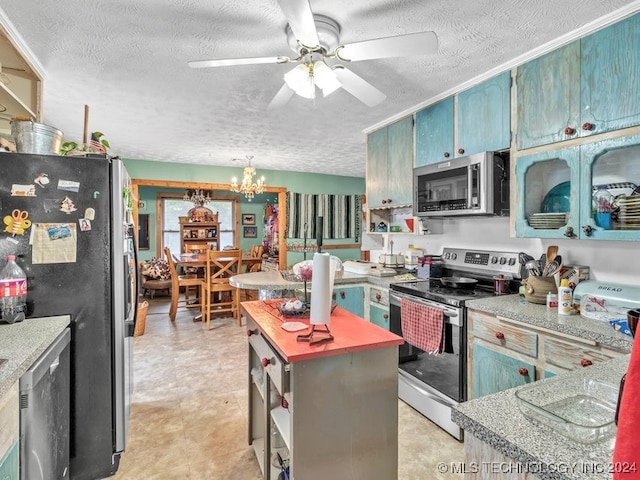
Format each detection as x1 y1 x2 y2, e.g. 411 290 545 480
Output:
247 244 264 272
164 246 203 321
200 249 242 329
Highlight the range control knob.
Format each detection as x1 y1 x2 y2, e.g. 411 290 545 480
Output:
451 253 457 260
499 257 507 265
443 253 450 259
508 258 516 265
490 256 498 264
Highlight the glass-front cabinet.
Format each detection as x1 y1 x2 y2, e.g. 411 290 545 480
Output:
516 135 640 240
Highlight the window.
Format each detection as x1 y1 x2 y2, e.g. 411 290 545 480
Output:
161 195 237 254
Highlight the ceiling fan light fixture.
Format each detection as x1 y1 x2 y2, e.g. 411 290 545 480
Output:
284 63 315 99
313 60 341 97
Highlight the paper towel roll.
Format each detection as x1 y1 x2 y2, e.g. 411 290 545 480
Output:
310 252 331 325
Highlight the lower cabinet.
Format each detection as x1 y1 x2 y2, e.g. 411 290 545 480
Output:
468 308 625 399
472 344 535 398
332 286 365 318
368 285 390 330
0 382 19 480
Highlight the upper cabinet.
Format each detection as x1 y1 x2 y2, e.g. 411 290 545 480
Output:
580 13 640 136
516 42 581 150
456 71 511 157
415 72 511 166
366 116 413 209
516 13 640 150
0 26 43 137
415 97 454 166
515 133 640 240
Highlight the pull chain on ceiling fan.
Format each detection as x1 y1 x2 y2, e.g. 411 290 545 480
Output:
188 0 439 109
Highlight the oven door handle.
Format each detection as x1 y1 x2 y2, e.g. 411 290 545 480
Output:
390 292 460 324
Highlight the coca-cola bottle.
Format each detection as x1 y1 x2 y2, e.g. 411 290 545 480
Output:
0 255 27 323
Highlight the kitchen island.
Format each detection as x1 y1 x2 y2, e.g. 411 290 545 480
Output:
242 299 404 480
453 295 632 480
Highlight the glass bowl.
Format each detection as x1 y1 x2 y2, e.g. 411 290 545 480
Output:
515 377 619 444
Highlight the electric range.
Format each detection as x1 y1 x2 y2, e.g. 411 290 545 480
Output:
388 247 524 440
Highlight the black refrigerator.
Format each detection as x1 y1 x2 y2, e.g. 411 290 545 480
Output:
0 152 136 479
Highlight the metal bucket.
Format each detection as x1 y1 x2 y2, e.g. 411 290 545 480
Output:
10 121 63 155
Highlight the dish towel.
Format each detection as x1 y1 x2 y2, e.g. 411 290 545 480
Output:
400 298 444 355
613 337 640 479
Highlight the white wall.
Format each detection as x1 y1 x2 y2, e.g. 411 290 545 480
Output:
365 217 640 285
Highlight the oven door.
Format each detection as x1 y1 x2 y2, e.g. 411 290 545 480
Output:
389 291 466 403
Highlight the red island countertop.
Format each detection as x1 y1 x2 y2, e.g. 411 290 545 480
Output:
242 299 404 363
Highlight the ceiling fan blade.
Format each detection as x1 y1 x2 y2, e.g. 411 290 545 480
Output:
333 66 386 107
267 83 295 111
188 56 290 69
277 0 319 48
336 31 438 62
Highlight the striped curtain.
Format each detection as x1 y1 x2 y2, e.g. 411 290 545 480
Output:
286 192 361 240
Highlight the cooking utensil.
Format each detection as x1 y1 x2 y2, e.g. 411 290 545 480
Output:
525 259 541 276
439 276 478 290
519 252 534 266
546 245 559 265
539 254 547 273
543 260 560 276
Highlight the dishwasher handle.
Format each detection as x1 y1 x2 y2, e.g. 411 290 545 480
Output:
19 328 71 392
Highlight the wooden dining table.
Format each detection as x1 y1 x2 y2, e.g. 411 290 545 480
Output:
175 253 263 272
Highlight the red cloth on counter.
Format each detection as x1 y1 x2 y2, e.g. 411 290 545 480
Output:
400 298 444 355
613 337 640 479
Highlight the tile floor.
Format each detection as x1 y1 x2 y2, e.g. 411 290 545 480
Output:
110 296 464 479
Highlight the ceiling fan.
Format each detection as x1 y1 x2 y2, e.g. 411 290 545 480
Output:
188 0 438 109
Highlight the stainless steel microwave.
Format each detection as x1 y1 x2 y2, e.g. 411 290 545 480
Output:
413 151 510 217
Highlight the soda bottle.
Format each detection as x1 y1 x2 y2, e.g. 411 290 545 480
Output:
0 255 27 323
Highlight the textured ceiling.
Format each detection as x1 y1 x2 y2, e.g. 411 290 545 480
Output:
1 0 638 178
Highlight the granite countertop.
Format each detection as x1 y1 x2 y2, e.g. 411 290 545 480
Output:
242 300 403 362
230 269 414 290
467 295 633 353
0 315 71 398
453 356 629 480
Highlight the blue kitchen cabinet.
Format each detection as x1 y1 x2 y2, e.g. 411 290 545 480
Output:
516 135 640 240
515 146 581 239
0 441 18 480
369 304 389 330
472 343 535 399
581 13 640 137
366 127 388 208
456 71 511 157
579 134 640 241
516 41 581 150
366 116 414 208
332 286 365 318
415 97 454 166
516 12 640 151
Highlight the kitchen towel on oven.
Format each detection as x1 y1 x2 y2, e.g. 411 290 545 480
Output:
400 298 444 355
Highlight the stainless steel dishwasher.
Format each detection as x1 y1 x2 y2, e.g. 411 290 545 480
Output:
19 328 71 480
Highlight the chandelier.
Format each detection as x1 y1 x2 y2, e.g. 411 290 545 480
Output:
183 189 211 206
230 156 266 201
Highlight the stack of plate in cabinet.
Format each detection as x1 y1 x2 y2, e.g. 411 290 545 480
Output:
617 195 640 229
528 212 567 229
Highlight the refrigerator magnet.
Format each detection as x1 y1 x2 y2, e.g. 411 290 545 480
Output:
79 219 91 231
84 208 95 220
47 224 73 240
57 179 80 192
3 209 32 236
10 184 36 197
34 173 50 188
60 197 77 214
